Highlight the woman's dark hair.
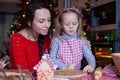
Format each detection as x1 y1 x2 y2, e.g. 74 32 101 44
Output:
22 0 50 59
23 0 49 28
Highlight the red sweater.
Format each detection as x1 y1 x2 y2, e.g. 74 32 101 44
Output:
9 33 51 72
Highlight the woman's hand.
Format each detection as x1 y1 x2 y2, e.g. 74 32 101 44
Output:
83 64 95 73
63 64 75 70
85 39 91 49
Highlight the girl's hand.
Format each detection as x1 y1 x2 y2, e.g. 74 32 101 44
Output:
63 64 75 70
83 64 95 73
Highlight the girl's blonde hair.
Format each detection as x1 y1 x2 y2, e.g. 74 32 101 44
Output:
52 6 84 42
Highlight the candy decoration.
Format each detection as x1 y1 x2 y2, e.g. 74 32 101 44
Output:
33 54 57 80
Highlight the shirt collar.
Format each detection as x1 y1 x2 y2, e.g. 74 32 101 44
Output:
62 32 77 39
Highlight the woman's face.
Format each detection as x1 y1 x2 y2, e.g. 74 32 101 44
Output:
61 12 79 36
31 8 51 35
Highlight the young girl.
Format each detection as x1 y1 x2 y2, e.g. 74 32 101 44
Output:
50 6 96 73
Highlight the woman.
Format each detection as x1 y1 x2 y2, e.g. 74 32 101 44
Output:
9 0 51 73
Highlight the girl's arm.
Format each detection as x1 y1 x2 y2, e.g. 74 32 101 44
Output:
82 37 96 72
50 37 65 69
82 37 96 65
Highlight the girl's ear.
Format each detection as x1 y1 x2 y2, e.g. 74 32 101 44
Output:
27 21 31 27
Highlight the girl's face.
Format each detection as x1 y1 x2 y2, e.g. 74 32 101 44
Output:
31 8 51 36
61 12 79 36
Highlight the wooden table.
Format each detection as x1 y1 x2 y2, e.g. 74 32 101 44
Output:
53 70 120 80
0 69 33 80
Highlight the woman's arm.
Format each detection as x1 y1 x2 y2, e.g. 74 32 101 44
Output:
85 39 91 49
9 34 29 69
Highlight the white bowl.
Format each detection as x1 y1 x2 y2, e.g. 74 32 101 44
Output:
111 53 120 71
